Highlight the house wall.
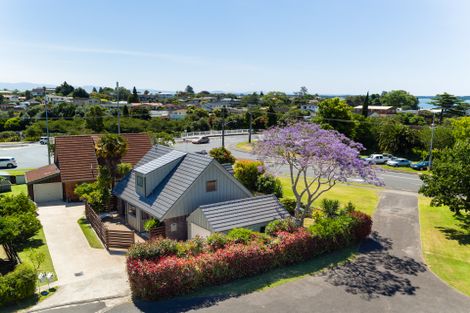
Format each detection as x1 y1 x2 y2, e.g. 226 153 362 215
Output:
164 215 188 240
188 223 211 239
164 161 251 220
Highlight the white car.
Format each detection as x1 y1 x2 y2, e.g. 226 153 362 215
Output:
364 154 387 164
0 157 17 168
39 136 49 145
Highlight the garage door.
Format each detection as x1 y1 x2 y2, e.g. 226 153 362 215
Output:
189 223 211 239
33 182 63 203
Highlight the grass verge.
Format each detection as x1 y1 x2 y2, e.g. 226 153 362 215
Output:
380 165 429 175
278 177 381 217
1 168 34 176
235 142 254 152
78 217 104 249
418 196 470 296
17 228 57 285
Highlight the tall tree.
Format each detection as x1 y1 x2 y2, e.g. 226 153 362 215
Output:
267 105 278 127
55 81 74 96
95 134 128 189
431 93 465 123
316 97 356 138
92 87 97 93
72 87 90 98
361 92 369 117
255 122 381 225
420 140 470 214
185 85 195 94
380 90 419 110
127 86 140 103
85 105 105 132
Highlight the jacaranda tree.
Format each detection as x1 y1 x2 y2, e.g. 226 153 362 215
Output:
255 122 382 225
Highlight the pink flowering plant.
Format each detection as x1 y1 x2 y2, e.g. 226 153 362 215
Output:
254 122 383 225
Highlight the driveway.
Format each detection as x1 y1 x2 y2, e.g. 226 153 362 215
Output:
31 202 129 311
107 191 470 313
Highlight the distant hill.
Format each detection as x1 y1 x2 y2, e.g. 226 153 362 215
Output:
0 81 56 91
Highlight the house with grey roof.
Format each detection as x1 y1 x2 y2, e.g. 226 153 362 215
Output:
113 145 256 240
187 195 290 239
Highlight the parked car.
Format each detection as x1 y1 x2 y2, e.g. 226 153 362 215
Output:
39 136 49 145
365 154 388 164
386 158 411 167
383 153 396 160
411 161 430 171
0 157 17 168
192 136 210 144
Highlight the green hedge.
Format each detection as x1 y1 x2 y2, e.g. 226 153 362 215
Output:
0 263 37 307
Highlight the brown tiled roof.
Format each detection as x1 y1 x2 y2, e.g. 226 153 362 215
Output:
55 133 152 183
55 135 98 183
25 164 60 184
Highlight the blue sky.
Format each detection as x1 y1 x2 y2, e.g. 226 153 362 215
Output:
1 0 469 94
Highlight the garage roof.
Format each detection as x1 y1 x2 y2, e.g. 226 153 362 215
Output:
25 164 60 184
195 195 290 232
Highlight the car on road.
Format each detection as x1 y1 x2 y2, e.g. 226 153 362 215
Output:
39 136 52 145
411 160 430 171
365 154 388 164
386 158 411 167
0 157 17 168
191 136 210 144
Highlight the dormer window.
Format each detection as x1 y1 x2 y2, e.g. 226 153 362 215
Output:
137 175 144 187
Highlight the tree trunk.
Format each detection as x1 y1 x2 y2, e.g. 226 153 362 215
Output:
2 243 20 265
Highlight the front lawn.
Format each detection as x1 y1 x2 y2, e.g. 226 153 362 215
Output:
2 184 28 196
419 196 470 296
380 165 429 175
78 217 104 249
278 177 381 217
17 228 57 285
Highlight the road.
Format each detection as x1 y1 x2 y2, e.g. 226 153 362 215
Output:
37 191 470 313
0 136 423 193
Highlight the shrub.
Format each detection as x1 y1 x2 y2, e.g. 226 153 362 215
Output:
143 218 161 232
349 211 373 240
234 160 264 190
226 228 257 244
256 174 283 198
320 198 341 218
176 236 205 258
206 232 228 251
127 238 178 260
308 215 355 251
279 198 305 216
265 218 297 236
0 131 20 142
209 147 236 164
342 201 356 214
0 263 37 307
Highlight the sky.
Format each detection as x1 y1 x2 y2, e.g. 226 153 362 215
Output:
1 0 469 95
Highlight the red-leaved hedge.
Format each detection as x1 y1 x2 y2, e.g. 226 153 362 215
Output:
127 213 372 300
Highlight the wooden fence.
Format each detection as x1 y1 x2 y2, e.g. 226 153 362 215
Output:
150 226 166 239
85 204 135 249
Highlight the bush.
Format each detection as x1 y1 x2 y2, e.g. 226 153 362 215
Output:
234 160 264 190
143 218 161 232
209 147 236 164
279 198 305 216
206 232 228 251
0 131 20 142
256 174 283 198
176 236 205 258
265 218 297 236
349 211 373 240
226 228 256 244
127 238 178 260
320 198 341 218
308 215 355 251
0 263 37 307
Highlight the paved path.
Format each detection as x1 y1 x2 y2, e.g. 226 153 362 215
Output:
31 202 130 311
105 191 470 313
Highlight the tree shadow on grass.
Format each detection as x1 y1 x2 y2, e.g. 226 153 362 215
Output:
323 232 426 300
132 246 357 313
436 214 470 246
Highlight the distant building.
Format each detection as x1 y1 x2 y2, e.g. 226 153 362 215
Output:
301 100 319 115
169 109 187 120
354 105 396 116
46 95 73 104
31 88 45 97
202 98 240 111
150 110 169 118
72 98 100 105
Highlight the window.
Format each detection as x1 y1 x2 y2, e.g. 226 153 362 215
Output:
128 204 137 217
136 175 144 187
206 180 217 192
170 223 177 232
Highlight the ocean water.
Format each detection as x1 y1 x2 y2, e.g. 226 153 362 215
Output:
418 97 470 110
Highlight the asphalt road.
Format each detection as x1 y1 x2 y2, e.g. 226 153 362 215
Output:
40 191 470 313
0 142 49 169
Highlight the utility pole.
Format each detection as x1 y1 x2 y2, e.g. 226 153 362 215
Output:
221 104 226 148
43 87 51 165
248 111 252 143
428 113 435 170
116 82 121 134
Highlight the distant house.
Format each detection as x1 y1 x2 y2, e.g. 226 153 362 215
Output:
353 105 396 116
202 98 240 111
31 88 45 97
25 133 152 203
150 110 169 118
72 98 100 105
169 109 187 120
113 145 290 240
301 100 319 115
46 95 73 104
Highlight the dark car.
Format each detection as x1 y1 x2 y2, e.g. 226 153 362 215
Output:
411 161 430 171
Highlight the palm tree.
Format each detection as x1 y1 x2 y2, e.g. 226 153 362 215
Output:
95 134 128 189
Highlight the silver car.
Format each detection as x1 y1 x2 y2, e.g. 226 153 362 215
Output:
0 157 17 168
386 158 411 167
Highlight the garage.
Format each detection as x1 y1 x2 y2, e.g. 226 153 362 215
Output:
33 182 63 203
25 164 63 203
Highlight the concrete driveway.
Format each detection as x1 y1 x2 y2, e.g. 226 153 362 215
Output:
107 191 470 313
31 202 129 311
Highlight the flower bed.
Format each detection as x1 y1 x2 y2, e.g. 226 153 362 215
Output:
127 213 372 300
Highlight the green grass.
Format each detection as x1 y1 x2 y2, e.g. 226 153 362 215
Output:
183 246 356 299
1 168 34 176
0 287 58 313
17 228 57 285
235 141 254 152
78 217 104 249
2 184 28 196
418 196 470 296
278 177 381 217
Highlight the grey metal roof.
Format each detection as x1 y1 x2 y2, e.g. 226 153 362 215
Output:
113 145 213 219
197 195 290 232
134 150 186 175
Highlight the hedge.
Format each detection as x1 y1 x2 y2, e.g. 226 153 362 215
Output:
127 212 372 300
0 263 37 307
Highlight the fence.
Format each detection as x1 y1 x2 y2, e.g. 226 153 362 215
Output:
149 226 166 239
85 204 135 249
180 129 250 138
